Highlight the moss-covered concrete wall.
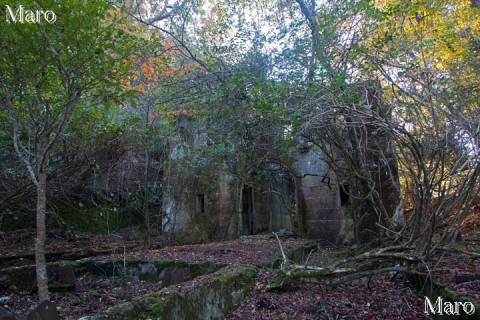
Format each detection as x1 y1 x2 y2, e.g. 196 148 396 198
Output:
105 265 257 320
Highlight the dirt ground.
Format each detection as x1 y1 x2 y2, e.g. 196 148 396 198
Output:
0 227 478 319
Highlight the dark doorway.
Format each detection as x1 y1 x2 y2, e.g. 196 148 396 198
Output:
241 161 297 235
241 185 254 235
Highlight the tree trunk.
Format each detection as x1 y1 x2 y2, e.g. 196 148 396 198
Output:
35 170 49 302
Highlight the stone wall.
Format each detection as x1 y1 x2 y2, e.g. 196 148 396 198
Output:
292 147 343 242
163 137 344 243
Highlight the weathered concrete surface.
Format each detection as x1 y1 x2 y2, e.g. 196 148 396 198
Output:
26 300 59 320
0 250 111 269
297 174 343 242
0 264 73 293
163 122 345 244
105 265 258 320
0 259 218 293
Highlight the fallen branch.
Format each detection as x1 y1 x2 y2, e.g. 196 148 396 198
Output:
267 244 423 290
437 246 480 258
267 264 425 290
273 232 288 269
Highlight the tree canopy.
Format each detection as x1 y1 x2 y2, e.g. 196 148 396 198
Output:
0 0 479 301
1 0 142 301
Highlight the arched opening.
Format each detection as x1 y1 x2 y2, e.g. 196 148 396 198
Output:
240 161 297 235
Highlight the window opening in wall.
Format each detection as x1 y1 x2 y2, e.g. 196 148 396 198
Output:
340 185 350 206
196 194 205 213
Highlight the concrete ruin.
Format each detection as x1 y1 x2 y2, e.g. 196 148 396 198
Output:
161 84 402 244
162 128 345 244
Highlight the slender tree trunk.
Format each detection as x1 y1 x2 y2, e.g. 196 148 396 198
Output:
144 105 151 247
144 149 151 247
35 170 49 302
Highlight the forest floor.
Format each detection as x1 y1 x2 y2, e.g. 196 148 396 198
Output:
0 225 479 320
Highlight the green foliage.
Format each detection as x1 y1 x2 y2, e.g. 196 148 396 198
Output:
0 0 148 238
0 0 140 169
0 0 136 103
0 0 478 247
